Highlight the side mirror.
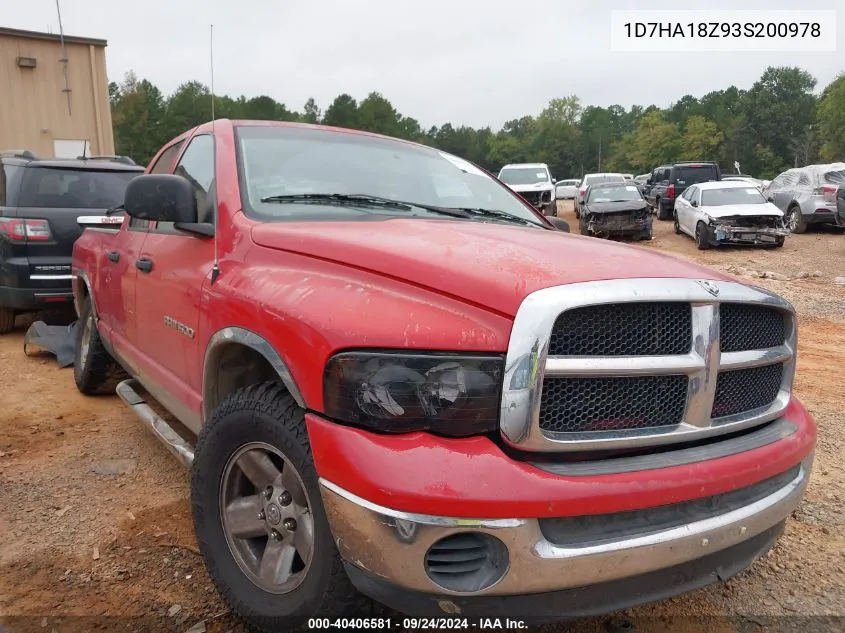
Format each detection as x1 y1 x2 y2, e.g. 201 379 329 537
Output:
124 174 198 224
548 216 570 232
691 200 699 207
766 196 775 203
551 178 557 184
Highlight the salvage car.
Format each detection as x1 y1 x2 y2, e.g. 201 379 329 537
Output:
497 162 556 215
578 181 652 240
762 163 845 233
71 119 815 631
674 180 789 249
574 172 626 218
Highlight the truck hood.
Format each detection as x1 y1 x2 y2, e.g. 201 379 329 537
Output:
506 182 554 193
703 203 784 219
251 218 731 317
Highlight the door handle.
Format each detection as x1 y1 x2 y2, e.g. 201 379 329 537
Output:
107 251 120 263
135 258 153 273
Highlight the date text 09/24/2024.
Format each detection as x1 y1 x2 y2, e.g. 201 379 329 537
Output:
307 618 528 630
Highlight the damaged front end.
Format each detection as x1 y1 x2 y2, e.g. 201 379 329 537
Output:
585 207 650 237
707 215 790 245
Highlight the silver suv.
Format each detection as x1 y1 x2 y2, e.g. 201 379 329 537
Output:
763 163 845 233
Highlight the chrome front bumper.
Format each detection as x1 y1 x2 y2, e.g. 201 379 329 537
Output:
319 459 810 597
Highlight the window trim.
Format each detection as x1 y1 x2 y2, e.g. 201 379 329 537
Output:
151 133 215 236
129 139 187 232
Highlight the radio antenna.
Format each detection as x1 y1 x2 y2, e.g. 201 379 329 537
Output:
209 23 220 285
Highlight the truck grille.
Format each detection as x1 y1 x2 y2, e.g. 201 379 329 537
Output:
549 302 691 356
500 279 796 452
720 303 785 352
539 375 688 433
712 363 784 419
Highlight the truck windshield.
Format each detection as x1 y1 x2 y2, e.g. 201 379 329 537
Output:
18 167 139 209
701 187 766 206
234 125 546 227
498 168 549 185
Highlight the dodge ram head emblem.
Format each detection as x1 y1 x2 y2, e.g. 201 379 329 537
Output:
697 280 720 297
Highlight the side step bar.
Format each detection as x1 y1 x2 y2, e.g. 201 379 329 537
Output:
116 379 195 468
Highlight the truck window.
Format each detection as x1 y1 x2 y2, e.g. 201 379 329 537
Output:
154 135 215 231
674 165 717 186
150 141 185 175
131 141 186 229
0 163 24 207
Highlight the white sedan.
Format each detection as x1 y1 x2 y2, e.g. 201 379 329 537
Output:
555 179 580 200
673 181 790 250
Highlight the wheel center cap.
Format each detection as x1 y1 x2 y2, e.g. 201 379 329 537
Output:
266 504 282 525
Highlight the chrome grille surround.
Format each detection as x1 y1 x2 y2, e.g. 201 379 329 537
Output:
499 278 796 452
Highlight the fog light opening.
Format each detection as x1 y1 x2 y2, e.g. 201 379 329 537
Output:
424 532 509 593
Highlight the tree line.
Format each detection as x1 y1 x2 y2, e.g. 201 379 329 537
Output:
110 66 845 180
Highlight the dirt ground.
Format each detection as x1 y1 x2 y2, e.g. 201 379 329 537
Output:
1 202 843 633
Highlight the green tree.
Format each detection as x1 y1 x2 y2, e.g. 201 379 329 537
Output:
817 74 845 161
303 97 321 123
356 92 402 136
743 67 817 169
680 116 722 161
160 80 212 142
323 93 359 129
111 71 167 166
626 111 682 171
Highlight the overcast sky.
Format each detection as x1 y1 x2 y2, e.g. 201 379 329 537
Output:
6 0 843 129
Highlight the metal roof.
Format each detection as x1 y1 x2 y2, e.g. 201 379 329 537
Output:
0 26 107 47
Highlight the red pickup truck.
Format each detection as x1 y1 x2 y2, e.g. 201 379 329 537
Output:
71 119 815 632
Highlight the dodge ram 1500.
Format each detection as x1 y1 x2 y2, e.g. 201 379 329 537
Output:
71 119 816 632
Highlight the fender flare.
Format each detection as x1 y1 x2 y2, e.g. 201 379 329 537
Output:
202 326 306 420
73 271 97 319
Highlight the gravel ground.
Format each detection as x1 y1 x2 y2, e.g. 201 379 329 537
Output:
0 203 842 633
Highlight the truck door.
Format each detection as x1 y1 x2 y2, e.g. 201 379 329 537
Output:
97 141 186 365
133 134 216 430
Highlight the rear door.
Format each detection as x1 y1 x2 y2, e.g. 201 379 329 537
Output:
96 143 185 355
12 165 140 297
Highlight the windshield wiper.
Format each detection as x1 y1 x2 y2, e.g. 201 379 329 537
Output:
447 207 540 226
259 193 472 219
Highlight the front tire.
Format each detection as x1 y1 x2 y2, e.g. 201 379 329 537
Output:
673 211 682 234
695 222 712 250
74 297 128 395
191 382 372 632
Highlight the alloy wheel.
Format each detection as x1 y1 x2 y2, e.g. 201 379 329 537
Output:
220 442 315 594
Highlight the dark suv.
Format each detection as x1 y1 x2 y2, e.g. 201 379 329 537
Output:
645 162 721 220
0 150 143 333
